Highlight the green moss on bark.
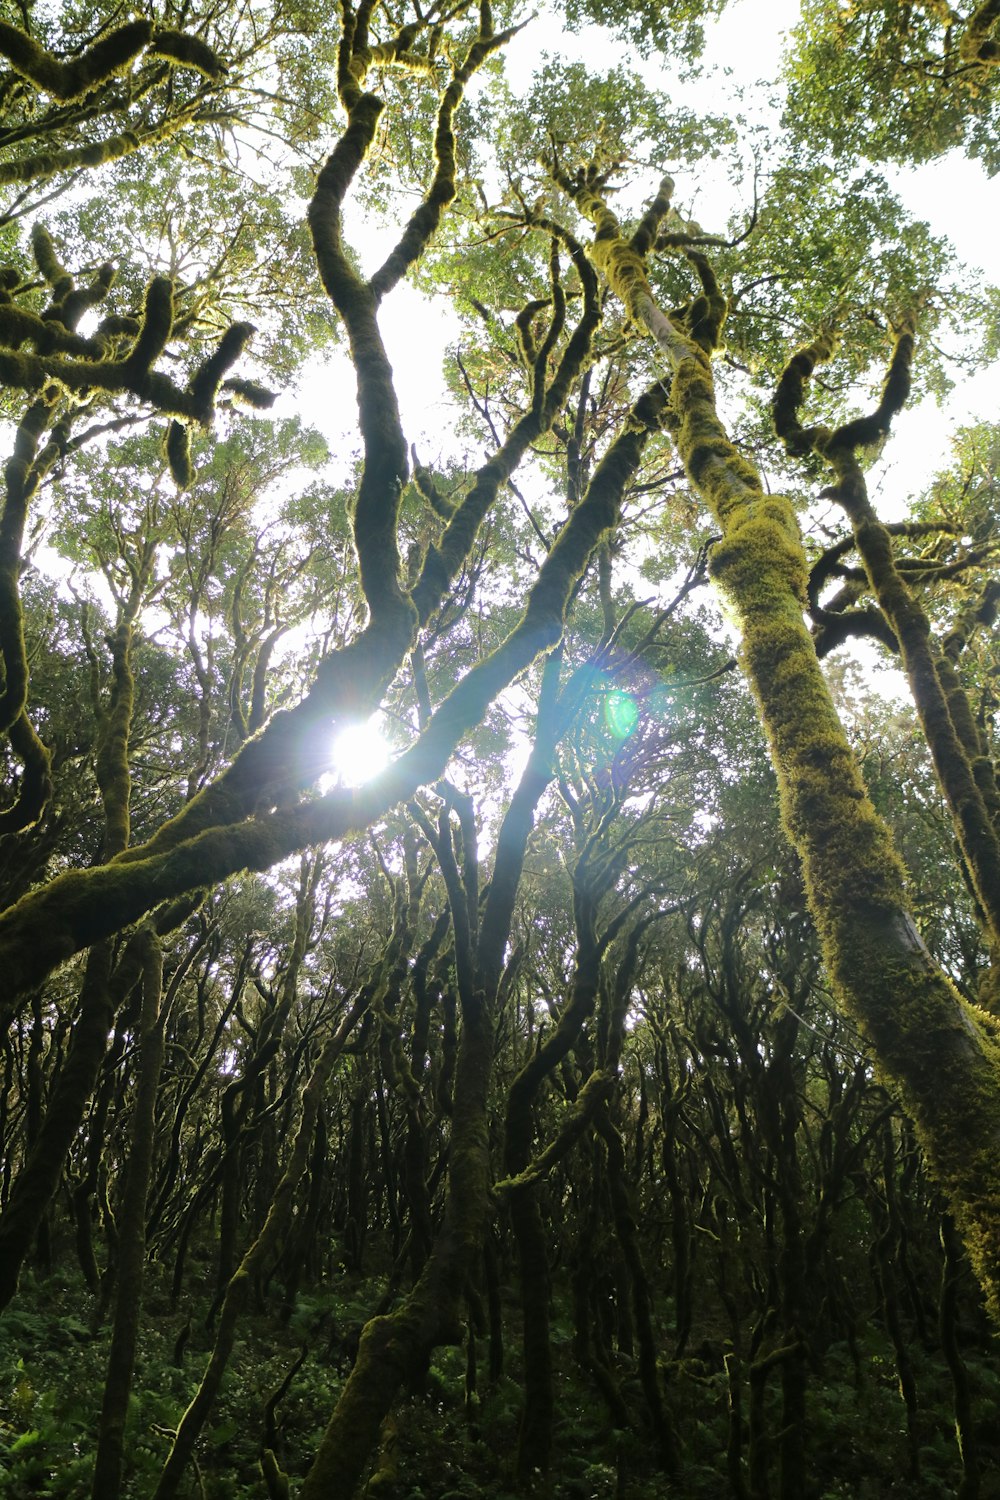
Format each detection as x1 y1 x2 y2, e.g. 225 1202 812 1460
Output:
561 167 1000 1325
0 20 152 101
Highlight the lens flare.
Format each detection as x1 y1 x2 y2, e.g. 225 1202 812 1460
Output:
605 690 639 739
331 720 390 786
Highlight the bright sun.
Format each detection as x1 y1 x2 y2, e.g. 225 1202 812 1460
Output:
330 719 391 787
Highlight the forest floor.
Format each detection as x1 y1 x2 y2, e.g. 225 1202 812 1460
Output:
2 1248 999 1499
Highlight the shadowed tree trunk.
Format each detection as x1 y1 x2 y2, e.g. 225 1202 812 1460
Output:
91 929 165 1500
553 163 1000 1325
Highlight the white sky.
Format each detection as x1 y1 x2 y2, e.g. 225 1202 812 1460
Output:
21 0 994 688
877 150 1000 517
281 0 809 466
28 0 997 741
282 0 999 530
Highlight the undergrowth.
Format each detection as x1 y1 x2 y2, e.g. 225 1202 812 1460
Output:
1 1257 999 1498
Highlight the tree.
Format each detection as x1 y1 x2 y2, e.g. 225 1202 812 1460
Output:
1 0 1000 1496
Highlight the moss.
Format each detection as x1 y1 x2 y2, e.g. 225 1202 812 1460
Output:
778 321 1000 950
0 397 53 736
96 314 141 340
772 327 838 453
300 1314 421 1500
0 305 41 352
495 1070 613 1195
30 224 71 298
165 421 192 487
630 173 675 258
221 376 275 409
0 122 170 188
124 276 174 380
671 356 762 516
189 322 254 418
514 296 549 368
368 43 471 303
682 250 728 352
0 131 134 187
960 0 1000 62
0 20 152 102
307 8 530 703
0 301 105 359
557 167 1000 1326
0 710 52 835
148 29 224 78
715 505 1000 1320
259 1448 290 1500
60 262 115 332
307 81 415 649
411 456 455 522
831 325 914 451
94 621 139 859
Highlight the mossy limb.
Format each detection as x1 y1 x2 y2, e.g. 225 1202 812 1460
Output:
0 119 179 189
0 20 152 102
124 276 174 380
960 0 1000 62
30 223 71 297
148 29 225 78
564 167 1000 1325
221 377 276 409
189 323 255 419
165 421 192 488
779 321 1000 953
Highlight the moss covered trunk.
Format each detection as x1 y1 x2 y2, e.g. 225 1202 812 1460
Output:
299 994 494 1499
506 1107 556 1481
560 171 1000 1323
0 940 115 1309
697 379 1000 1318
91 930 164 1500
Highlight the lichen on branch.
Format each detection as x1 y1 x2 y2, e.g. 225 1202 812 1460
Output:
553 162 1000 1325
775 321 1000 961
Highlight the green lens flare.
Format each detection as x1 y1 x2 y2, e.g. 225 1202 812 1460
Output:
605 690 638 739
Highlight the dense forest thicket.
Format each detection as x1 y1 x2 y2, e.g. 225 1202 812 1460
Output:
1 0 1000 1495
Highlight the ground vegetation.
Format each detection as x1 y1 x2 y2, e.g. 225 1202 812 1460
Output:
1 1 1000 1496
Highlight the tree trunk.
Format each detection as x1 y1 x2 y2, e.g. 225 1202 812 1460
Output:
91 931 164 1500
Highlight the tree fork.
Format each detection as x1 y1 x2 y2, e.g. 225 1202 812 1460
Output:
775 325 1000 956
562 166 1000 1324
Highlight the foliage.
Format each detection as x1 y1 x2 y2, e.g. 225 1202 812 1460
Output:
1 0 1000 1497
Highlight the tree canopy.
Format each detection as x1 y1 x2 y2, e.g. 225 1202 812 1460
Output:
1 1 1000 1497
